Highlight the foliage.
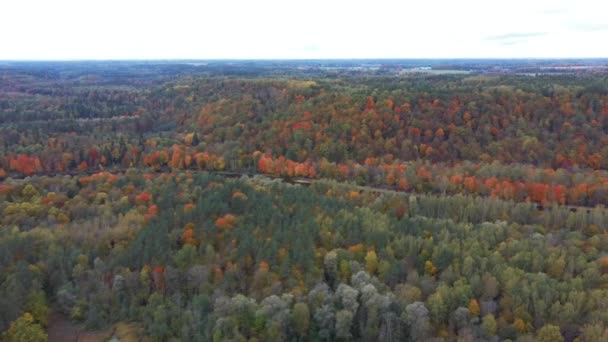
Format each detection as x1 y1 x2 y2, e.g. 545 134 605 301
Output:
1 62 608 340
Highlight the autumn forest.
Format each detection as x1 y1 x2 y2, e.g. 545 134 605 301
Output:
1 61 608 342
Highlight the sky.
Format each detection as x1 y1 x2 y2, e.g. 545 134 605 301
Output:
1 0 607 60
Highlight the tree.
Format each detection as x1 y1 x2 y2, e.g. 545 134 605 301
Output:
25 290 48 327
324 251 338 287
424 260 437 276
339 259 351 282
3 313 47 342
481 314 497 339
427 292 448 325
174 245 197 270
537 324 563 342
403 302 430 341
335 310 354 340
215 214 237 230
78 161 88 172
481 273 499 300
578 323 608 342
22 184 40 201
292 302 310 339
468 298 480 318
365 250 378 275
452 307 470 331
513 318 527 334
149 303 171 341
336 284 359 313
181 223 198 246
313 304 335 341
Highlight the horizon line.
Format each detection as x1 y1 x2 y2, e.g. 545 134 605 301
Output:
2 57 608 62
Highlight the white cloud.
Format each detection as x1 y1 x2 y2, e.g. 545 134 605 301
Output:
0 0 607 59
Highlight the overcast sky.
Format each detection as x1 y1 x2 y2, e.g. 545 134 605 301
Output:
1 0 607 60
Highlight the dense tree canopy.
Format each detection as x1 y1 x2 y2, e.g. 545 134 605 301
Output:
1 61 608 340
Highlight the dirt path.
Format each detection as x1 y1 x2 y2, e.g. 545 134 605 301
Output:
47 311 136 342
5 168 606 214
47 311 80 342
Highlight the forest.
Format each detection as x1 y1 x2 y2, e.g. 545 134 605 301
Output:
1 61 607 341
